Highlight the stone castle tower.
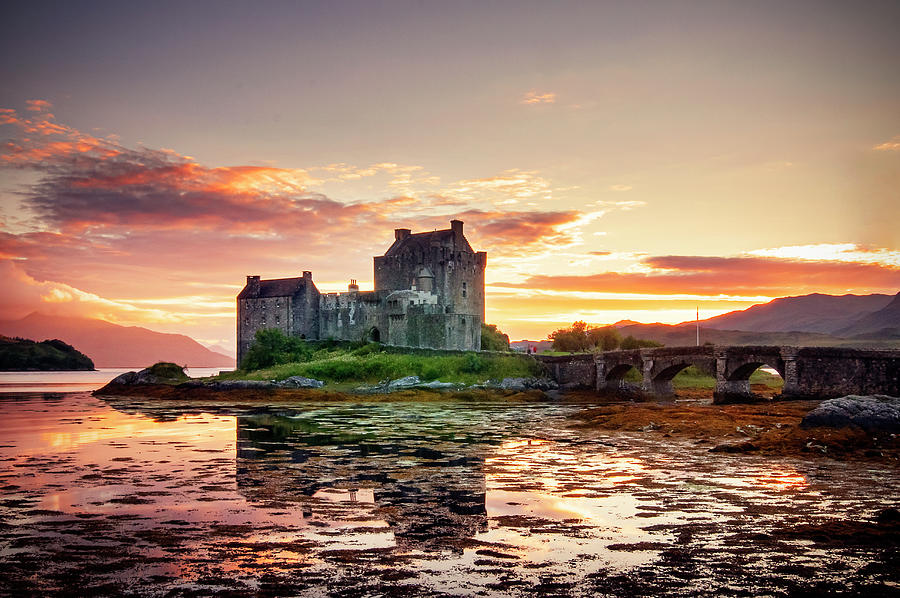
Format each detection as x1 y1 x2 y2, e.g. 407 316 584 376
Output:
237 220 486 364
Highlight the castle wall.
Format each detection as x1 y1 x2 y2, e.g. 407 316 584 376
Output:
237 296 293 365
319 291 383 342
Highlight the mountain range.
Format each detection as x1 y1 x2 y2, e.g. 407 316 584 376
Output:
512 292 900 349
0 313 234 368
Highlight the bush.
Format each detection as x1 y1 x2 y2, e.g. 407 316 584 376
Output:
240 329 314 371
148 362 188 380
460 352 487 374
481 323 510 351
549 321 620 352
620 335 664 350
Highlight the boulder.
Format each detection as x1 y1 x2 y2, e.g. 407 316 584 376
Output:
277 376 325 389
801 395 900 433
387 376 421 390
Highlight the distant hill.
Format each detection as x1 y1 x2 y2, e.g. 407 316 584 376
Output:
834 293 900 339
0 313 234 367
696 293 895 335
614 322 855 348
0 336 95 371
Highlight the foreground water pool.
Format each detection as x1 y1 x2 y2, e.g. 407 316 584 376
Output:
1 392 897 597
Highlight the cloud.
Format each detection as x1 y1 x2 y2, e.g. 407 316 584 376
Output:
0 101 589 327
497 252 900 297
608 184 633 192
873 135 900 151
25 99 53 112
521 90 556 105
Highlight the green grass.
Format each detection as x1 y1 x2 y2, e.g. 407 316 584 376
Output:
671 365 784 390
216 347 541 386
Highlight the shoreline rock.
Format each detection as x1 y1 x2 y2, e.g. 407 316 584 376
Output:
801 395 900 433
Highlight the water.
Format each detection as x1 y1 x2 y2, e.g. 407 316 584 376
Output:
0 390 897 596
0 368 228 393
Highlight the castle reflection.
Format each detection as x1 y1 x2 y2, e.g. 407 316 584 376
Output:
235 411 488 551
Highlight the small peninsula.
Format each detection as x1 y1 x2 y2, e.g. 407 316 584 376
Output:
0 335 95 371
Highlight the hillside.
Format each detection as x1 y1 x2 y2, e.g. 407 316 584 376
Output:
614 323 856 348
0 336 95 371
0 313 234 368
697 293 894 335
834 293 900 339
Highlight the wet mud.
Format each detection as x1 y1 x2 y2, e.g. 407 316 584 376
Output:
1 391 898 597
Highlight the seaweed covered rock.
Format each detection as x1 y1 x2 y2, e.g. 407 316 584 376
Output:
497 377 559 392
801 395 900 433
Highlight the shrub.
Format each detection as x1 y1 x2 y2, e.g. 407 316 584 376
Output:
148 362 188 380
460 352 487 374
240 328 314 371
549 321 620 352
620 335 664 350
481 323 510 351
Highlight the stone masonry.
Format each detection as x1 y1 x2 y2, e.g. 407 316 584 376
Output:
237 221 486 365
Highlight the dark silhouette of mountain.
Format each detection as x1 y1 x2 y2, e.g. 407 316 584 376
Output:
0 313 234 367
834 292 900 339
694 293 894 335
615 322 849 348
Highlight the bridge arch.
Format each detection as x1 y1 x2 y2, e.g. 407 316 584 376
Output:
644 350 716 396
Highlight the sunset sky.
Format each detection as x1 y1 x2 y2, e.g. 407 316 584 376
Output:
1 0 898 351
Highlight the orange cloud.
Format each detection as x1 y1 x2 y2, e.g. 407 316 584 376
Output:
499 254 900 296
873 135 900 151
521 90 557 105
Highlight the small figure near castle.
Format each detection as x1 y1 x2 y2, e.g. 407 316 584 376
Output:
237 220 486 364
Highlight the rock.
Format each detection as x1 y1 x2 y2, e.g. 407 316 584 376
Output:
801 395 900 433
499 377 529 391
277 376 325 389
498 377 559 391
416 380 458 390
387 376 421 390
109 368 178 386
710 441 758 453
111 371 139 385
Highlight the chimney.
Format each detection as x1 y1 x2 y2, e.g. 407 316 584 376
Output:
302 271 312 280
450 220 463 236
348 279 359 293
246 275 261 296
395 228 411 241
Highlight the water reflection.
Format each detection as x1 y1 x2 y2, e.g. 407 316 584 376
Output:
235 412 488 552
1 392 897 597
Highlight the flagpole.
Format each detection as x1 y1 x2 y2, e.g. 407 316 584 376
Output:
696 306 699 346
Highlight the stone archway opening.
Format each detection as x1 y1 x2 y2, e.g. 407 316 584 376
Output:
603 363 644 395
741 363 784 398
718 361 785 402
369 327 381 343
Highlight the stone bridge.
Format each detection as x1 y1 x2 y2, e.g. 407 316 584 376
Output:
536 346 900 402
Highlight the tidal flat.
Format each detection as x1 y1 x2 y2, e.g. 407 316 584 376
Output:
0 391 898 597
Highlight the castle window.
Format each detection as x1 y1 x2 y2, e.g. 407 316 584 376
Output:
462 282 467 298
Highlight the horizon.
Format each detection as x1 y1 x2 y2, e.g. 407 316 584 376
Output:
2 1 899 348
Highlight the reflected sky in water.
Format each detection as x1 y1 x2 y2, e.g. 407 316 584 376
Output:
0 392 897 596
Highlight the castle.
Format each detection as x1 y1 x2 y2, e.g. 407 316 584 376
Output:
237 220 486 364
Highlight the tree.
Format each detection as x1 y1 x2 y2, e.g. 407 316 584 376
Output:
549 321 620 352
481 323 510 351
